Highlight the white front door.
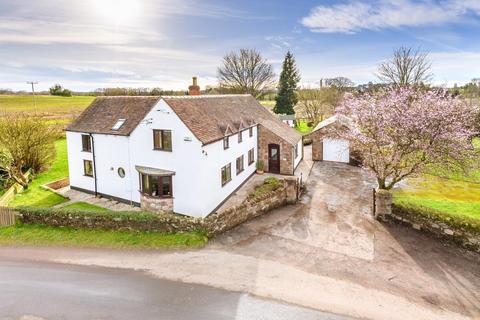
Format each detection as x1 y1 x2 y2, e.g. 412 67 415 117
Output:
323 138 349 163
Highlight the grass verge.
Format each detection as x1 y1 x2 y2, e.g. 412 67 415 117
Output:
0 224 208 249
61 202 111 212
10 139 69 208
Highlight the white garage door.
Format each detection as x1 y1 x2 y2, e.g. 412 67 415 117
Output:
323 138 349 163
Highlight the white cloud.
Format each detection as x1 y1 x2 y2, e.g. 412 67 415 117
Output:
301 0 480 34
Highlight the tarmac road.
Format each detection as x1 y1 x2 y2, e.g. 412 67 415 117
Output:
0 259 349 320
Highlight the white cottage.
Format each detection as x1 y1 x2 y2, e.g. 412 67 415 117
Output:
66 79 302 217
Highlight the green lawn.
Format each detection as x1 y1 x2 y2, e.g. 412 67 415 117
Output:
0 95 95 114
0 224 207 249
394 139 480 222
10 139 69 208
61 202 110 213
295 120 313 135
394 174 480 221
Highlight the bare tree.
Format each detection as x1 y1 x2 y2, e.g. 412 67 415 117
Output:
324 77 354 89
297 87 342 126
217 49 275 98
377 46 432 87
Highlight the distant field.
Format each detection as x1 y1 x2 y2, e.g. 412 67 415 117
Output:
0 95 95 114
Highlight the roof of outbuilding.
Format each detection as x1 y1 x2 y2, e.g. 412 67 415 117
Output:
163 95 301 145
311 114 353 133
66 96 160 136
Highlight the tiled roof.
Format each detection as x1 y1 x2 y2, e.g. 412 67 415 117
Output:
163 95 301 145
66 96 160 136
67 94 302 145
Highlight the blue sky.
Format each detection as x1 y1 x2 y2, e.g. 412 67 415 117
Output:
1 0 480 91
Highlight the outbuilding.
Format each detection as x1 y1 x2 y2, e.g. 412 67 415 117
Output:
307 115 352 163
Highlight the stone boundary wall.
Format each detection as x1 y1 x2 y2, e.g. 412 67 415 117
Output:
204 183 289 235
381 204 480 253
15 178 298 237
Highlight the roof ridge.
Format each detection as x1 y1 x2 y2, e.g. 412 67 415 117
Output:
162 94 251 99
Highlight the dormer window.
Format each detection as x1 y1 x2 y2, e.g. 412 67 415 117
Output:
223 136 229 150
238 131 243 143
112 119 126 131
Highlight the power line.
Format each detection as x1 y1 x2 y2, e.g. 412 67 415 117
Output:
26 81 38 114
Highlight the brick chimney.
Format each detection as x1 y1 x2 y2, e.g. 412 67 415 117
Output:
188 76 200 96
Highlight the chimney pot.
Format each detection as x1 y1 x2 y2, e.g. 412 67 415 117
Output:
188 76 200 96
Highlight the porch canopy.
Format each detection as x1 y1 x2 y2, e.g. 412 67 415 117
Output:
135 165 175 176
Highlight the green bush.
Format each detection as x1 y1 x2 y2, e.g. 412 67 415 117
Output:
248 177 282 201
15 206 205 234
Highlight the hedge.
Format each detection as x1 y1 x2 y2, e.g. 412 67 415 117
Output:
392 202 480 235
15 206 204 234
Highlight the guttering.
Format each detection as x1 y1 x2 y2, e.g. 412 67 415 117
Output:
89 133 98 196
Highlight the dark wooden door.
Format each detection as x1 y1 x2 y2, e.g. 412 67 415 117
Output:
268 144 280 174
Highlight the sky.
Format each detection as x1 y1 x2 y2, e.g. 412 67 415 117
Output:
1 0 480 92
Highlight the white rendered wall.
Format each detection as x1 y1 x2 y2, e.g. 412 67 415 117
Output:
199 126 258 215
67 99 258 217
293 139 303 169
66 131 95 192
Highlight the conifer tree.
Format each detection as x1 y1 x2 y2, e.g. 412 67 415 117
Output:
273 51 300 115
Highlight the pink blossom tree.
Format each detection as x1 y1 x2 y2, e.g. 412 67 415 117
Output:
337 88 478 190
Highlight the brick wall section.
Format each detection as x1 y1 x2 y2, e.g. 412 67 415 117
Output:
140 194 173 213
308 122 348 161
311 134 323 161
380 205 480 253
258 125 295 175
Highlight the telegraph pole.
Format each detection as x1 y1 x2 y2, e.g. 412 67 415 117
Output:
26 81 38 114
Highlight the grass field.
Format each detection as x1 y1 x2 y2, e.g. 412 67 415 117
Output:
394 174 480 221
10 139 69 208
0 224 207 249
394 141 480 222
61 201 110 212
0 95 94 114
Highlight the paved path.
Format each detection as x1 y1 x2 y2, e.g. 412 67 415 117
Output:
0 259 348 320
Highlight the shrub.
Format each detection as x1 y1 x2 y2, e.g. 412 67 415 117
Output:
256 160 265 171
248 177 282 201
0 114 59 187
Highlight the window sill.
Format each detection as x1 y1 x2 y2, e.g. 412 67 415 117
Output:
152 148 172 152
140 192 174 199
236 169 244 175
84 174 94 178
81 150 92 153
248 161 254 166
221 179 232 187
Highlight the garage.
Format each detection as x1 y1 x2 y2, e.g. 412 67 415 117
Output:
322 138 350 163
307 115 352 163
